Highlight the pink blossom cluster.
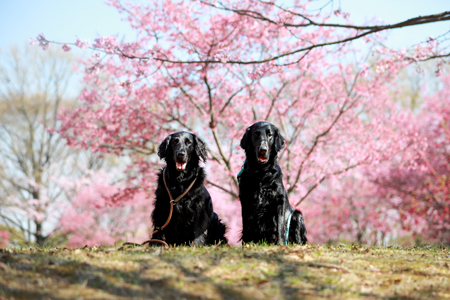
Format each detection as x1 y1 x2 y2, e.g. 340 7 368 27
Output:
75 38 89 49
57 170 153 247
374 38 446 77
62 44 71 52
0 231 10 247
92 36 119 54
36 33 49 50
7 178 52 225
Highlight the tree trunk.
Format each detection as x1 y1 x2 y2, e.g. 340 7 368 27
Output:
35 222 46 247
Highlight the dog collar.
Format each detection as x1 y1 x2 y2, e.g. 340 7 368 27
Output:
236 161 245 184
237 160 262 184
163 167 199 204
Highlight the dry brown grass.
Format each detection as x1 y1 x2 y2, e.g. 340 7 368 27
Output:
1 244 449 299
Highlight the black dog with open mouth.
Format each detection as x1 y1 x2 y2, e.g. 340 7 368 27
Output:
238 121 307 245
151 131 228 246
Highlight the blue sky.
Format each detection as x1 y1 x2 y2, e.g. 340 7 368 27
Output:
0 0 134 48
0 0 449 50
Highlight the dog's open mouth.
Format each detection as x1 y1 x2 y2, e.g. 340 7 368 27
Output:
176 162 187 171
258 157 267 163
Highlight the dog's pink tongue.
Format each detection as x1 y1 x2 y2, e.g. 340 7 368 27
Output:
259 157 267 162
176 162 186 170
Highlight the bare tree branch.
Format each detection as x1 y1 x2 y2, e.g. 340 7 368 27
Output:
60 7 449 65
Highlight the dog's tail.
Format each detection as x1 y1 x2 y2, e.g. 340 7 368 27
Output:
289 210 307 245
206 212 228 245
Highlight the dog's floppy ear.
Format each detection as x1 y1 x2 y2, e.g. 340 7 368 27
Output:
194 134 208 163
158 135 171 161
274 127 285 152
240 126 252 150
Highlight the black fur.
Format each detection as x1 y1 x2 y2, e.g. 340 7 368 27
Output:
239 121 307 245
152 131 227 246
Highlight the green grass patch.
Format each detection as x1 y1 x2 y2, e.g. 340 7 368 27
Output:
0 244 449 299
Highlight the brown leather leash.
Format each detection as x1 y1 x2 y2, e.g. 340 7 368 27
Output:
120 167 199 249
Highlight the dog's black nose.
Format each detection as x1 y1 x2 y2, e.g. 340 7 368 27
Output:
177 151 185 158
259 146 267 155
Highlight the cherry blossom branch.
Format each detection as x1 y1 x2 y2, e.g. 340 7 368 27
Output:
203 73 239 189
406 52 450 62
164 66 208 116
219 87 245 115
99 143 155 155
124 33 447 66
288 99 354 194
41 29 449 68
294 162 362 206
206 179 238 198
202 1 450 31
264 82 287 120
282 101 321 183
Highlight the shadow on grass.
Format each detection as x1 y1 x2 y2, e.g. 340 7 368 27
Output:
1 245 443 299
1 248 264 300
0 247 328 300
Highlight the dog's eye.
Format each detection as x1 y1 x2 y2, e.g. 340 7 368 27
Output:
268 133 272 137
254 132 260 137
186 140 191 145
173 139 179 144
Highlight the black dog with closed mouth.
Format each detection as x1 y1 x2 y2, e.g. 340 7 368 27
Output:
151 131 227 246
238 121 307 245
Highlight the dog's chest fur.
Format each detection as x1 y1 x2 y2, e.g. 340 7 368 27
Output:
239 170 284 243
250 179 280 206
240 170 284 211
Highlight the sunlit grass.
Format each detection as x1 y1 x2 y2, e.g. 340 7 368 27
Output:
0 244 449 299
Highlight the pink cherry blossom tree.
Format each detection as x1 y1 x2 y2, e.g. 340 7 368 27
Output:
56 170 153 247
33 0 449 245
370 74 450 244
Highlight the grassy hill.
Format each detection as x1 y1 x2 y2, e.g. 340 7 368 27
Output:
1 244 449 299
